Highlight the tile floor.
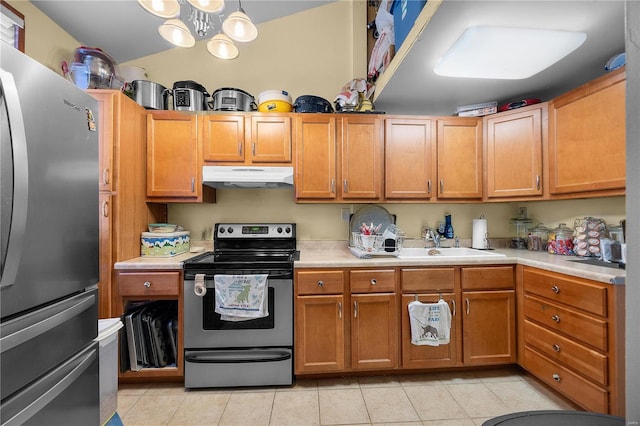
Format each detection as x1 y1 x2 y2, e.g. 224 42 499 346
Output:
117 367 577 425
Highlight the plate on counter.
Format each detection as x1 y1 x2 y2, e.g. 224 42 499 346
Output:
349 205 395 241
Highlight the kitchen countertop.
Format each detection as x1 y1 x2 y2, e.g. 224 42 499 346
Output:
115 240 625 285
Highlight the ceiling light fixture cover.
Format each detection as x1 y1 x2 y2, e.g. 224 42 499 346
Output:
187 0 225 14
138 0 180 18
434 26 587 79
159 18 196 47
222 8 258 42
207 32 239 59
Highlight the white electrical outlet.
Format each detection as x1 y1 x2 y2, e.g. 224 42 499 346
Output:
341 208 351 222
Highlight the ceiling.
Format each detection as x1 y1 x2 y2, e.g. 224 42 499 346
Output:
32 0 626 116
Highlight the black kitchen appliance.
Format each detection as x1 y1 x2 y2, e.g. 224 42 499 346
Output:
293 95 334 113
183 223 298 388
173 80 209 111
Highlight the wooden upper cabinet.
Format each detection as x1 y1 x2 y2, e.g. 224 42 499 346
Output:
92 93 114 192
484 104 545 199
339 114 383 200
549 68 626 195
250 114 292 163
294 114 337 199
385 117 436 199
202 114 245 162
147 111 205 201
436 118 483 199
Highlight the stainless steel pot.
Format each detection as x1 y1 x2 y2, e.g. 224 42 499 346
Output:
131 80 169 110
211 87 256 111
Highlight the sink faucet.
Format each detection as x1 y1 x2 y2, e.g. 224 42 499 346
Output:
426 228 441 248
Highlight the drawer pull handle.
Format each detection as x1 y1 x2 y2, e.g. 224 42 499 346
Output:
317 280 324 287
370 278 377 285
354 301 358 318
552 373 561 382
144 281 151 288
551 285 560 294
338 302 342 319
551 314 560 323
553 344 561 352
451 299 456 317
465 298 470 315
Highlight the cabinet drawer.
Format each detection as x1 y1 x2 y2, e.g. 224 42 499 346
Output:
350 269 395 293
461 266 514 290
523 346 608 413
523 267 607 316
401 268 455 292
119 271 180 297
524 320 608 386
296 270 344 295
524 295 607 351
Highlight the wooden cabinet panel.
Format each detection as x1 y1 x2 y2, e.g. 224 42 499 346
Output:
119 271 181 297
250 114 292 163
98 193 113 318
524 319 608 386
339 115 383 199
549 69 625 194
436 118 483 199
462 290 516 365
484 104 545 198
202 114 245 162
524 294 607 351
401 293 458 368
350 269 395 293
295 295 345 374
400 267 456 292
351 293 398 370
296 270 345 295
93 93 114 192
294 114 337 199
384 117 436 199
461 266 514 290
523 267 607 316
523 346 608 413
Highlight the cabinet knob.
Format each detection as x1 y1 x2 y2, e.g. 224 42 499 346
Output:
553 344 561 352
370 278 377 285
552 373 561 382
551 314 560 323
551 285 560 294
317 280 324 287
144 281 151 288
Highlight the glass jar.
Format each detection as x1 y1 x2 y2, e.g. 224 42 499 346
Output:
510 217 532 249
527 223 549 251
548 223 575 255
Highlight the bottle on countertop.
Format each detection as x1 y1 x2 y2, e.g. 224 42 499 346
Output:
444 214 454 239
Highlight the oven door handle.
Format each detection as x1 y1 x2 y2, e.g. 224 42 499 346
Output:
185 349 291 364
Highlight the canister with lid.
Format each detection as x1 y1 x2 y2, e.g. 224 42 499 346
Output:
547 223 574 255
527 223 549 251
510 217 532 249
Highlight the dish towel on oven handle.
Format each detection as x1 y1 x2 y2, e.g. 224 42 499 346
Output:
408 299 452 346
214 274 268 321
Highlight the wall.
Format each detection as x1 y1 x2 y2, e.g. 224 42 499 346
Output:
7 0 79 72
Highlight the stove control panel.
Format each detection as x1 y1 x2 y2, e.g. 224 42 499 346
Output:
215 223 295 239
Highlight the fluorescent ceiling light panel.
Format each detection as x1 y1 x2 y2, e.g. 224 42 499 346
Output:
434 26 587 79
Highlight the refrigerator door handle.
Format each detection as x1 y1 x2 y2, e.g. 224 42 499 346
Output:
1 346 97 426
0 292 95 353
0 69 29 289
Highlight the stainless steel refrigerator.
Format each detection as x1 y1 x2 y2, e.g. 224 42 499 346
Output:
1 44 100 425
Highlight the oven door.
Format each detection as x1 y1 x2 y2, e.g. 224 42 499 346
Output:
183 272 292 349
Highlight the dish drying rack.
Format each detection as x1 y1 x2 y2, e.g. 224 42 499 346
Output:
349 231 403 259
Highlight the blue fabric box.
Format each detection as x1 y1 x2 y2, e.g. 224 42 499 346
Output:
392 0 427 49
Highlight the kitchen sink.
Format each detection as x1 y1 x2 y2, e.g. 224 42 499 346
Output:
397 247 506 259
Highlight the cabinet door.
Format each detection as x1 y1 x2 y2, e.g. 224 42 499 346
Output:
485 105 544 198
549 70 625 194
98 193 112 319
340 115 383 200
91 92 114 192
250 114 292 163
437 118 482 199
295 295 345 374
351 293 398 370
462 290 516 365
294 114 337 199
202 114 245 162
147 112 200 199
401 294 458 369
385 118 436 199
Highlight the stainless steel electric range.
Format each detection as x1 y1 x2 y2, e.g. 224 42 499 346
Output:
182 223 297 388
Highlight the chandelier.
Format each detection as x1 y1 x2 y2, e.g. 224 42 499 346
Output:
137 0 258 60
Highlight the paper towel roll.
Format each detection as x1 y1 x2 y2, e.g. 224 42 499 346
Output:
472 219 488 249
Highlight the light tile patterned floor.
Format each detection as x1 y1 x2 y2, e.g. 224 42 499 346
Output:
117 367 577 426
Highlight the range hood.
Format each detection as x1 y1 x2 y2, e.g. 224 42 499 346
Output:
202 166 294 189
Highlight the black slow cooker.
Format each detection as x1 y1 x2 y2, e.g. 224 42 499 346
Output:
173 80 209 111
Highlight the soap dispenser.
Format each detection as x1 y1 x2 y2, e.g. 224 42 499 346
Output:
444 214 454 239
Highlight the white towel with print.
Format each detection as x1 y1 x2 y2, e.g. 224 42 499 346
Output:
214 274 268 321
408 299 452 346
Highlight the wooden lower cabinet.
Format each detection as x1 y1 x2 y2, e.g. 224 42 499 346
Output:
351 293 398 370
